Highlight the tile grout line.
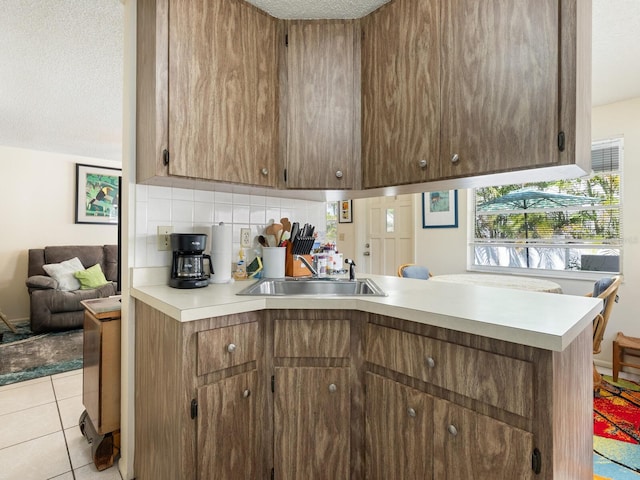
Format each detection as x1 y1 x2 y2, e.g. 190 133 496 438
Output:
51 375 77 480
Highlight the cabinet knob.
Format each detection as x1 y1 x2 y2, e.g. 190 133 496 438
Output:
335 170 343 179
261 168 269 176
227 343 237 353
418 159 427 168
242 389 251 398
447 424 458 436
328 383 337 393
451 153 460 164
425 356 436 368
407 407 416 418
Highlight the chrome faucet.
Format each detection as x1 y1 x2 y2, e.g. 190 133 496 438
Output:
293 255 318 277
345 258 356 281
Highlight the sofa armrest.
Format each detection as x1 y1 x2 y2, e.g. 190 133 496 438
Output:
26 275 58 290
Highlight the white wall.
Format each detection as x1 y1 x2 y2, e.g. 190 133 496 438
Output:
0 145 120 321
133 184 327 269
410 97 640 369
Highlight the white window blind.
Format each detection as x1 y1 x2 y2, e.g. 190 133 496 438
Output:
472 138 623 274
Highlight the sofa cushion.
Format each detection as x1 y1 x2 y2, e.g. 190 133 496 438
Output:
42 257 84 291
74 263 109 289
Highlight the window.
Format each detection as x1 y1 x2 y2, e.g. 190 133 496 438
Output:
472 138 622 275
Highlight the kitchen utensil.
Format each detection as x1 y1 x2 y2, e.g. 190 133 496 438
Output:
258 235 269 248
265 223 283 247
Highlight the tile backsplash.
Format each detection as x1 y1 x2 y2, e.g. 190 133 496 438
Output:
135 184 327 267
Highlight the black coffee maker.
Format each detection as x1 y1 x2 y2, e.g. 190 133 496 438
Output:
169 233 212 289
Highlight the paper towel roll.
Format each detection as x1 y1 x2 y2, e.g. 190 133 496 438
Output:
210 223 232 283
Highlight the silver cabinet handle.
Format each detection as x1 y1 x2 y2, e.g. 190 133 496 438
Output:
407 407 416 418
335 170 343 179
261 168 269 176
227 343 237 353
448 424 458 436
418 159 427 168
425 356 436 368
328 383 337 393
242 389 251 398
451 153 460 164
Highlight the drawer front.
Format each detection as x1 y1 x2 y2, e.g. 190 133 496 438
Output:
366 324 533 418
274 319 350 358
197 322 258 375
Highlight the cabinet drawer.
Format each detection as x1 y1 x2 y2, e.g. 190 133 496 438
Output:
274 319 350 358
366 324 533 418
197 322 258 375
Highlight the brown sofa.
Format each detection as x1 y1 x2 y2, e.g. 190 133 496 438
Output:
26 245 118 333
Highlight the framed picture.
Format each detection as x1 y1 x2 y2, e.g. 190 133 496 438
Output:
422 190 458 228
338 199 353 223
75 163 121 224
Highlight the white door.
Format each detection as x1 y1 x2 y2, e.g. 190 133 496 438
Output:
366 195 415 275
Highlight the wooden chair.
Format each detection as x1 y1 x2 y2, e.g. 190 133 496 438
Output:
588 275 622 390
397 264 432 279
613 332 640 381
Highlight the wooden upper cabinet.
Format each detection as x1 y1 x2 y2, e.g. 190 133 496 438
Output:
285 20 360 190
361 0 440 189
439 0 562 179
167 0 278 186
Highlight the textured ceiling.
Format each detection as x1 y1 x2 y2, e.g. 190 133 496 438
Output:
0 0 639 163
245 0 389 18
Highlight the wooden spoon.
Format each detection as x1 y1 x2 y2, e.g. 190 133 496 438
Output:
265 223 283 246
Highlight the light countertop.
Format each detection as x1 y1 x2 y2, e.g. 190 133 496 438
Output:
130 268 602 352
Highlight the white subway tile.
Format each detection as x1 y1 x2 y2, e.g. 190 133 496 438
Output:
172 200 194 223
194 202 214 224
233 205 251 223
194 190 215 203
172 187 194 201
215 191 233 204
214 204 233 224
147 185 172 199
147 198 172 222
136 184 148 202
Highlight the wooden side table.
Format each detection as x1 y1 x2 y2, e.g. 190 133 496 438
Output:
79 296 121 471
0 308 18 334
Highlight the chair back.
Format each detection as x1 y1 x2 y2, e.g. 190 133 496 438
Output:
398 264 432 279
589 275 622 355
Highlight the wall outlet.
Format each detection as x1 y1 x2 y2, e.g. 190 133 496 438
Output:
240 228 252 248
157 226 174 251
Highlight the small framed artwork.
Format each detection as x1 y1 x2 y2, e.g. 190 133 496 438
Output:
338 199 353 223
422 190 458 228
75 163 121 225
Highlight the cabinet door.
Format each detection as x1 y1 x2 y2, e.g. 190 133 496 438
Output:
440 0 560 179
286 21 358 189
365 373 432 480
168 0 277 186
433 398 534 479
274 367 350 479
197 370 258 480
361 0 440 188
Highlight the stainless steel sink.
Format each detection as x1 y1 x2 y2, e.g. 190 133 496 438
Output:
236 277 386 297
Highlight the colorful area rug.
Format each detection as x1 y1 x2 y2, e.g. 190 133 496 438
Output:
594 375 640 479
0 323 83 386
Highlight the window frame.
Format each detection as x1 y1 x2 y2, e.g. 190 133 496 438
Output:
467 137 623 280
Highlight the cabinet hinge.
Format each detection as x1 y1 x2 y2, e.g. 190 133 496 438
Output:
285 33 288 47
557 131 565 152
531 448 542 474
162 148 170 166
271 375 275 393
283 169 287 183
190 399 198 419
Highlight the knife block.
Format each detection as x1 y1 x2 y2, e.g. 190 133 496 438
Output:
285 243 313 277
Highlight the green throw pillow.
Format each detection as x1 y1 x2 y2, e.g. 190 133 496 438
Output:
74 263 109 289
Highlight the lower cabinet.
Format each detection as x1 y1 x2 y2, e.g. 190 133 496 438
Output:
197 370 258 479
134 303 593 480
432 398 534 480
274 367 351 479
365 372 432 480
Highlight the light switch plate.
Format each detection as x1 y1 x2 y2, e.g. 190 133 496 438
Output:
157 226 174 251
240 228 252 248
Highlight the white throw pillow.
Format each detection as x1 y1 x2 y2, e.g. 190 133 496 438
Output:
42 257 85 291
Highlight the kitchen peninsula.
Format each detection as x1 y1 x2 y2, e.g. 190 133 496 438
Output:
131 272 601 479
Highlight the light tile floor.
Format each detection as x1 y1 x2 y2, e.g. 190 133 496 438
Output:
0 369 122 480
